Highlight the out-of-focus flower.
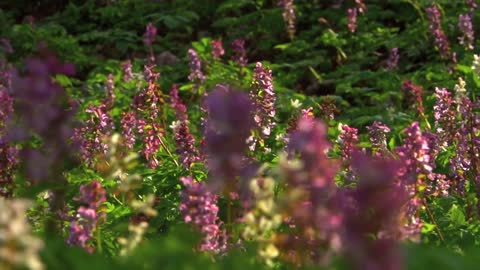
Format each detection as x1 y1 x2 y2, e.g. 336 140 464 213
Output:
187 48 206 87
277 0 296 39
401 79 425 116
347 8 358 33
211 39 225 60
0 198 44 270
119 194 157 256
104 74 115 109
276 119 341 266
466 0 478 10
203 84 254 194
180 176 227 253
0 75 17 197
426 5 455 63
231 39 248 67
10 49 77 184
143 22 157 47
122 60 133 82
458 12 474 50
243 177 282 266
472 54 480 76
386 48 399 70
0 38 13 54
343 153 406 270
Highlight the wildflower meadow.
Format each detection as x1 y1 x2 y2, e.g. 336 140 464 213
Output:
2 0 480 269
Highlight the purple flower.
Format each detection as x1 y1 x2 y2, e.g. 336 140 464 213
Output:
395 122 448 240
137 119 162 169
170 84 200 168
386 48 399 70
231 39 248 67
466 0 478 10
0 139 18 197
426 5 454 62
104 74 115 109
277 0 296 38
68 181 106 253
121 112 137 149
122 60 133 82
339 124 359 164
347 8 358 33
401 79 424 116
203 84 254 194
433 87 456 147
10 49 77 184
344 153 406 270
211 39 225 60
187 48 206 86
179 176 227 253
277 118 341 265
143 22 157 47
458 12 474 50
74 104 113 165
367 121 391 156
251 62 276 136
76 181 107 208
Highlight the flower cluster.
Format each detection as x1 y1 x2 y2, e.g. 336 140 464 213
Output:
0 72 17 197
179 176 227 253
458 12 474 50
347 0 366 33
347 8 358 33
277 0 296 39
338 124 359 181
129 64 164 168
144 23 157 63
367 121 391 156
104 73 115 109
143 22 157 47
0 198 44 270
231 39 248 67
251 62 276 137
338 124 359 164
433 87 456 148
426 5 455 63
211 39 225 60
67 181 106 253
121 60 133 82
401 79 425 116
450 94 480 197
386 48 399 70
187 48 206 87
466 0 478 10
170 84 200 168
395 122 449 240
75 104 114 166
